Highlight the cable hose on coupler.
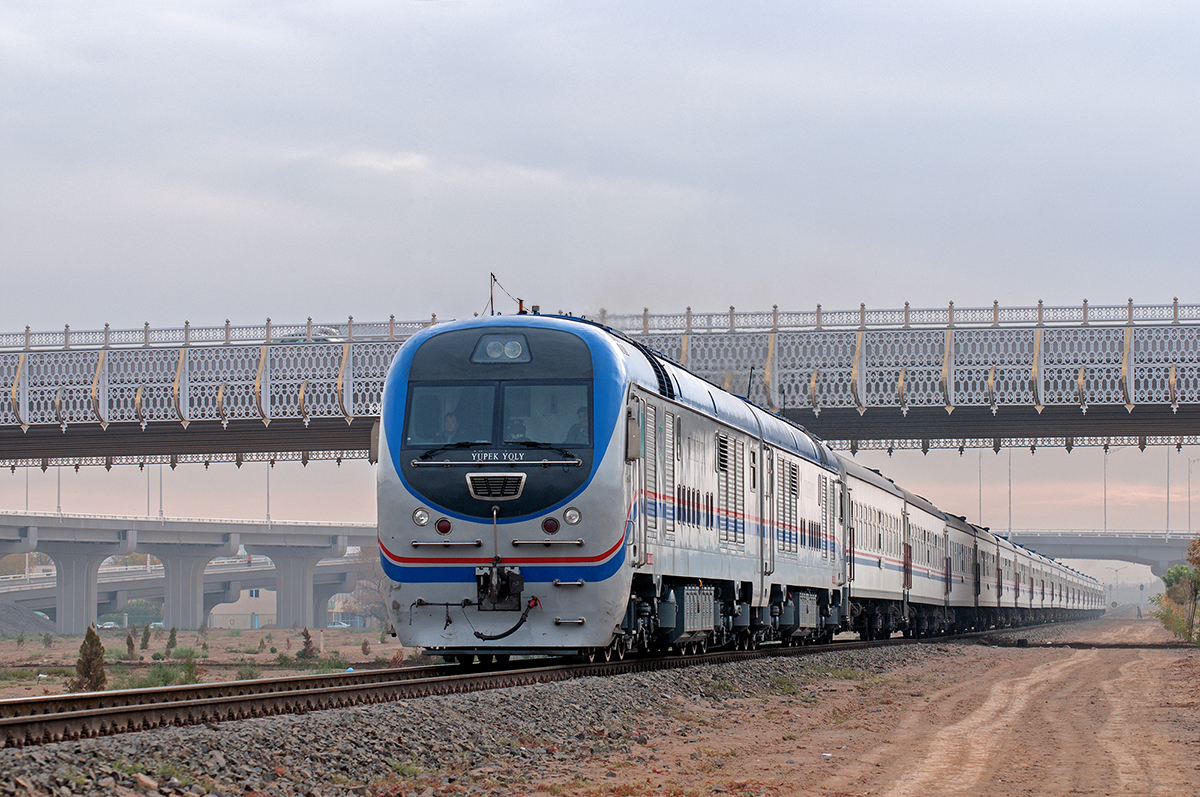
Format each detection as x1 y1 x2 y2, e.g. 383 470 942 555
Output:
473 596 541 640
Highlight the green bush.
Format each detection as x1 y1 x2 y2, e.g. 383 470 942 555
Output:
151 652 165 661
235 663 260 681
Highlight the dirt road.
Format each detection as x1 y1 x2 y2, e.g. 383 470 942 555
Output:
538 619 1199 796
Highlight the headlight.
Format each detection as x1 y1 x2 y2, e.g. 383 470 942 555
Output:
563 507 582 525
412 508 430 526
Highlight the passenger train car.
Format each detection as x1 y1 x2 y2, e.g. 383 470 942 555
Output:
377 315 1103 661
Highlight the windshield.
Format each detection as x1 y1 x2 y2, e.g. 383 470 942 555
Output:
404 381 591 448
404 385 496 446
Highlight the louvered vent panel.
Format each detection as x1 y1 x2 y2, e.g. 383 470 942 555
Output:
466 473 526 501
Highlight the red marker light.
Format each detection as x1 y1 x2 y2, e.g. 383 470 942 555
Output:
435 518 453 534
542 517 560 534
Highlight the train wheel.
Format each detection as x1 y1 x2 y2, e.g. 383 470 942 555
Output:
601 646 614 662
583 649 597 663
699 638 708 654
614 643 626 661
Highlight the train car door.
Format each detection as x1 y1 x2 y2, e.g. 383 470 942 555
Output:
761 447 775 578
942 526 951 607
972 535 981 607
845 486 855 583
624 393 647 566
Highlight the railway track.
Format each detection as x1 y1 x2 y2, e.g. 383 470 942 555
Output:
0 625 1077 749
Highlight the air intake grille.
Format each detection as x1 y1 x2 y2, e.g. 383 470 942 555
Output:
466 473 527 501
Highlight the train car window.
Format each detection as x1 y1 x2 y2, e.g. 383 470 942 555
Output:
750 450 757 492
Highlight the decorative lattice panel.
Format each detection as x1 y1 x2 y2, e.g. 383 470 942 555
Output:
1135 326 1200 405
268 343 344 420
1042 328 1124 405
186 346 261 421
774 331 857 410
106 350 180 423
640 333 684 363
25 351 102 425
954 329 1035 406
351 342 403 417
864 330 943 408
0 353 20 425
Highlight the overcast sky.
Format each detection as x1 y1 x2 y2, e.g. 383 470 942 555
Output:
2 2 1196 587
3 2 1197 329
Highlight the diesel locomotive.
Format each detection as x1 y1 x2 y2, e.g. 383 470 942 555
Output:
377 314 1103 662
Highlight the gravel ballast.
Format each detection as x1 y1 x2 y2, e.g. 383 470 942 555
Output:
0 637 1045 797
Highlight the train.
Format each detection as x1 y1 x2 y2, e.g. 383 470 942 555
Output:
377 314 1104 662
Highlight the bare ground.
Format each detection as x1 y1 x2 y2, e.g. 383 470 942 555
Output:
528 618 1200 797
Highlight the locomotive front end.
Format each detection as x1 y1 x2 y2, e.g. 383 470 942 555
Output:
377 319 630 659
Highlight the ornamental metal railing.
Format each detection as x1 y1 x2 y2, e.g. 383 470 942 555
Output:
0 315 437 352
599 298 1198 334
3 302 1200 461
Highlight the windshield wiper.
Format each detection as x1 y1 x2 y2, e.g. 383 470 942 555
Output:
507 441 581 460
417 441 492 461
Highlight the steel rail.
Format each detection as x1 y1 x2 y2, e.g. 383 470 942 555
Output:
0 624 1083 749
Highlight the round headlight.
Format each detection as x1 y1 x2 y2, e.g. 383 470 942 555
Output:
563 507 582 525
486 341 504 359
542 517 560 534
412 508 430 526
504 341 523 359
435 518 453 535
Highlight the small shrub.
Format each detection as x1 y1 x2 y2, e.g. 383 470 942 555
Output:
270 646 277 654
69 627 107 693
42 633 54 649
276 653 295 667
257 637 267 653
125 632 136 660
228 628 242 638
361 639 371 656
235 663 260 680
166 627 178 652
173 646 197 660
151 652 165 661
0 669 34 682
140 624 150 651
15 630 26 648
297 628 317 660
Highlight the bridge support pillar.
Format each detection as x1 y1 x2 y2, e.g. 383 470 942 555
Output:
40 530 136 636
313 573 351 629
248 536 347 630
142 535 240 630
204 581 241 626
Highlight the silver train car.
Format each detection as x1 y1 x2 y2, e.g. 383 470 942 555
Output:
378 315 1103 661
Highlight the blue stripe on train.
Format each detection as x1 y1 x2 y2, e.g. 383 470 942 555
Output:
380 547 629 584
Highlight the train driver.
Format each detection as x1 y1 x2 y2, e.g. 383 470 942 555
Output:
563 407 589 445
